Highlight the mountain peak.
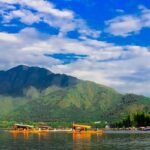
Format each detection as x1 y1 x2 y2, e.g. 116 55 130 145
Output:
0 65 79 96
7 65 52 74
14 65 29 69
8 65 29 71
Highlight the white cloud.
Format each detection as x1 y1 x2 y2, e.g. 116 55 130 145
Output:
3 9 41 24
106 6 150 37
106 16 141 37
0 32 20 42
0 0 100 38
0 28 60 70
21 0 73 18
140 6 150 27
0 0 73 18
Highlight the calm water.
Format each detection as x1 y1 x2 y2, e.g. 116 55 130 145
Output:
0 130 150 150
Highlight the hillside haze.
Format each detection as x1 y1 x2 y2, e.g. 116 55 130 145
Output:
0 65 150 123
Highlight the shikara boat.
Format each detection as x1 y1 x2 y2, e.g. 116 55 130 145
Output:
72 123 104 134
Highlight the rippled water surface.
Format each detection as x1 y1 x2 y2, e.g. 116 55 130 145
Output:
0 130 150 150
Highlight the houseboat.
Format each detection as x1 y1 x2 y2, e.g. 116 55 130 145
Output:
72 123 103 134
10 124 50 133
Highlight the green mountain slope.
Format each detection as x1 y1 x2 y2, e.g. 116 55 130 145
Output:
2 81 150 123
0 66 150 123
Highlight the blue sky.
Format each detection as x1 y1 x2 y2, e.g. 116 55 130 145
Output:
0 0 150 96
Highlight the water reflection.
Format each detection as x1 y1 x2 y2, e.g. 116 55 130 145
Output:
11 132 49 140
73 132 91 140
73 133 91 150
73 132 104 150
4 131 150 150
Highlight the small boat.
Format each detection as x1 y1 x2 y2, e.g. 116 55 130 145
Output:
144 128 150 131
72 123 104 134
139 127 150 131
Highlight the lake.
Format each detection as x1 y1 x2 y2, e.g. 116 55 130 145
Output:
0 130 150 150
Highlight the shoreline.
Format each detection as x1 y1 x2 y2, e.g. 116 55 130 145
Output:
1 129 150 134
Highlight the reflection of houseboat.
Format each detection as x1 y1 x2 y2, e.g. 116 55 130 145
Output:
72 123 103 134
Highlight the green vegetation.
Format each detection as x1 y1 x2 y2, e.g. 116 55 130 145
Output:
0 81 149 125
111 112 150 128
0 121 16 129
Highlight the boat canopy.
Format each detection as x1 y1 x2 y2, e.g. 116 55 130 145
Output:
73 124 91 129
13 124 34 129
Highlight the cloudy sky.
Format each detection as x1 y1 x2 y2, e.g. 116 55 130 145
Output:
0 0 150 96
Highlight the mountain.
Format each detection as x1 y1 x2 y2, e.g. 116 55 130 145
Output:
0 65 79 96
0 65 150 123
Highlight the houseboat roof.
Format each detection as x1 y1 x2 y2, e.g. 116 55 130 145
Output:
73 124 91 129
14 124 34 128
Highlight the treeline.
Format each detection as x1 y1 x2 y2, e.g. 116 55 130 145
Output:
111 112 150 128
